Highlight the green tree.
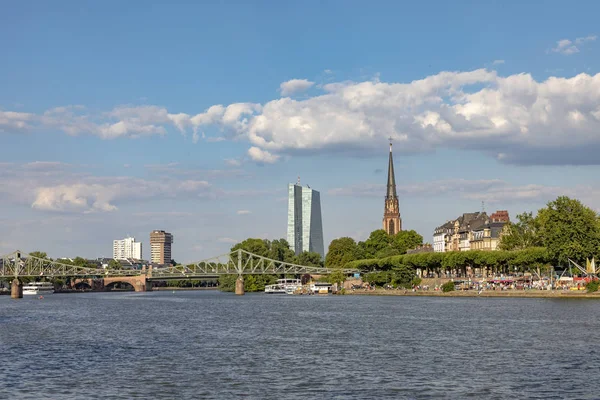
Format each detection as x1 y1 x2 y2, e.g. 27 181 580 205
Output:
327 270 346 285
537 196 600 266
231 238 270 258
108 259 121 269
499 212 542 251
392 230 424 254
268 239 296 262
29 251 49 260
296 251 323 267
325 237 363 268
363 229 393 258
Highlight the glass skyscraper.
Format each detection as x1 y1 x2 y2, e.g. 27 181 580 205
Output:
287 182 325 260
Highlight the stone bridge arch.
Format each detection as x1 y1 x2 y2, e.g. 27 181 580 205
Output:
103 276 150 292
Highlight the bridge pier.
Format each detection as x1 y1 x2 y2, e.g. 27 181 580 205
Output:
11 279 23 299
235 276 244 295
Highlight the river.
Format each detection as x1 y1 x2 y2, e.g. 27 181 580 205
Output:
1 291 598 399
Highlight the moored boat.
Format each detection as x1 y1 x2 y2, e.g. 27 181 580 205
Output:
23 282 55 295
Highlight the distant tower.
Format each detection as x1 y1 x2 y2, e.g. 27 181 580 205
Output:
287 181 325 260
383 139 402 235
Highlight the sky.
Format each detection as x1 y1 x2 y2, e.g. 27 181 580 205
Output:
1 0 600 262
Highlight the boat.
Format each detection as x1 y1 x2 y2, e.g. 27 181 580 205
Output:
23 282 55 295
264 278 302 294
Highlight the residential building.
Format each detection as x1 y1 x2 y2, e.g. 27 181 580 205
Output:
287 179 325 259
150 230 174 265
433 221 454 252
113 236 142 260
434 211 510 252
383 140 402 235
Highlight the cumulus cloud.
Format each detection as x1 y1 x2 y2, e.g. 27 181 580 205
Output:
551 35 596 55
279 79 315 96
247 146 280 164
4 69 600 166
0 110 35 132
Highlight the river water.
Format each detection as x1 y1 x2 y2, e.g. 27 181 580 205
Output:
1 291 598 399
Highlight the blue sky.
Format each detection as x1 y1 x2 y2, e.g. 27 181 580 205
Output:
1 0 599 261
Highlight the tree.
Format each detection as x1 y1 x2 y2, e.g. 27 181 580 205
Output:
499 212 541 251
325 237 363 268
327 270 346 285
392 230 423 254
231 238 270 258
268 239 296 262
362 230 393 258
296 251 323 267
537 196 600 266
108 259 121 269
29 251 49 260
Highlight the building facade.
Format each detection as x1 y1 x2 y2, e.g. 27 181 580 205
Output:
150 230 174 265
113 237 142 260
433 211 509 252
287 180 325 260
383 141 402 235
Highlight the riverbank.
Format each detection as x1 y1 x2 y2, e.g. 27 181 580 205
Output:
348 288 600 298
153 287 218 291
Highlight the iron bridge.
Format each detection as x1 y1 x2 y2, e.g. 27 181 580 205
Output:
0 249 357 280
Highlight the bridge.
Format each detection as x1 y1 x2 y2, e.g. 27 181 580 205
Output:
1 249 357 298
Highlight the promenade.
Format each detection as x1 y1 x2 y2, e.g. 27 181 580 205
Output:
349 288 600 298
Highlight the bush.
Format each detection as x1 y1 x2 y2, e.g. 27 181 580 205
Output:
586 280 599 293
441 281 455 293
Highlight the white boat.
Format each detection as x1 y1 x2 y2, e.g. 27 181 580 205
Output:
265 278 302 294
23 282 55 295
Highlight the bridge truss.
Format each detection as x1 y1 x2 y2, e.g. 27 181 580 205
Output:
150 249 357 280
0 249 357 280
0 250 142 279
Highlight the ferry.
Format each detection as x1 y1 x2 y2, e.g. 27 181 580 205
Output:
264 278 302 294
23 282 55 296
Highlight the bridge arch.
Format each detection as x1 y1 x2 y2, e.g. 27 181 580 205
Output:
103 276 150 292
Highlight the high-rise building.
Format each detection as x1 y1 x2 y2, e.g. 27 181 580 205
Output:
383 140 402 235
150 230 174 265
287 179 325 260
113 237 142 260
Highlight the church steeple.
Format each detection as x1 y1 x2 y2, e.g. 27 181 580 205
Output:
383 138 402 235
386 141 397 199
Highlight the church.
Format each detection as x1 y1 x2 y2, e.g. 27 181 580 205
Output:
383 140 402 235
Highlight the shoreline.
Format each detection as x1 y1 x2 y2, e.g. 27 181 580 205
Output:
347 289 600 299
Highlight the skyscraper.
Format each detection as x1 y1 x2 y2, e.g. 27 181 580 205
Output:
383 140 402 235
113 237 142 260
287 180 325 260
150 230 174 265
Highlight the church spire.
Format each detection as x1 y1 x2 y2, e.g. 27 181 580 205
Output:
386 139 397 199
383 138 402 235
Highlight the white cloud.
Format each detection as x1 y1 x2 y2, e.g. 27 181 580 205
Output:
551 35 596 55
279 79 315 96
236 210 251 215
0 110 35 132
492 60 505 65
192 131 199 144
224 158 242 167
3 68 600 166
247 146 280 164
